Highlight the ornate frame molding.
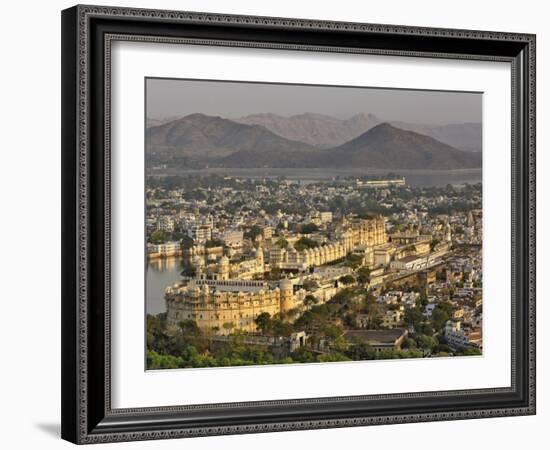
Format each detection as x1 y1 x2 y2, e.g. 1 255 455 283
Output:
61 5 536 444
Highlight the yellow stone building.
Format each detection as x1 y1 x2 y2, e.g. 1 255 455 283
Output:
198 247 265 281
166 217 389 334
348 216 387 248
270 217 387 271
165 278 295 335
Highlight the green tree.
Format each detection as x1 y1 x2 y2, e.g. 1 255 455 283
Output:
147 350 183 369
303 279 319 291
416 322 435 336
244 225 262 241
363 298 383 329
344 254 363 269
431 302 452 330
149 230 168 244
222 322 235 332
180 264 197 278
294 237 319 251
180 235 194 249
417 334 439 353
438 301 453 316
320 323 344 340
346 341 375 360
404 306 424 329
356 267 371 284
332 335 349 352
419 293 429 307
146 314 171 354
304 294 319 307
178 319 201 337
339 274 356 285
204 238 223 248
317 352 351 363
271 318 293 337
254 312 272 334
400 348 423 359
331 288 355 305
274 238 289 248
401 338 417 349
458 347 482 356
290 348 316 363
300 223 319 234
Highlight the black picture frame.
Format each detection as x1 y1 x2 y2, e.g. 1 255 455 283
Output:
61 4 536 444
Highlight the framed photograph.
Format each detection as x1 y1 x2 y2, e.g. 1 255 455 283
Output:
61 5 536 444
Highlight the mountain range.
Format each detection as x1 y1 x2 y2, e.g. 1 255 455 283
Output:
146 113 481 170
148 113 482 152
234 112 382 148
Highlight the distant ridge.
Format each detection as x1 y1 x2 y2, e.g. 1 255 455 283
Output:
234 112 481 152
235 112 382 148
146 114 481 170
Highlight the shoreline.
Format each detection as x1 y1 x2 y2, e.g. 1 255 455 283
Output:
147 167 482 187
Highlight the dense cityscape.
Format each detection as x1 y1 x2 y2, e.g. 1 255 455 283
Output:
145 174 483 369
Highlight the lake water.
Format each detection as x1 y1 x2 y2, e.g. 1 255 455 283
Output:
151 168 482 187
146 258 183 315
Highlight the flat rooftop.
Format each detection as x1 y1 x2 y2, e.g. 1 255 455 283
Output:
344 329 407 344
398 254 425 263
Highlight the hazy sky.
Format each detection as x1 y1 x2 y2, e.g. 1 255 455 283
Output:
146 78 482 125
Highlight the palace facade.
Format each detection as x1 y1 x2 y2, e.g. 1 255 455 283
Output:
270 217 387 271
165 278 295 335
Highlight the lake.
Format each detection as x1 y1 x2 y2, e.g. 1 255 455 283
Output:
150 167 482 187
146 257 183 315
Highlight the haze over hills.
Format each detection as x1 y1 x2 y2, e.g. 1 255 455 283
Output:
391 121 482 153
234 112 382 148
229 113 481 152
146 117 179 128
146 114 481 170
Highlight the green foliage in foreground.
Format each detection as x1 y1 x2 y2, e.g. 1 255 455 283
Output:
456 347 482 356
146 313 428 370
147 350 183 369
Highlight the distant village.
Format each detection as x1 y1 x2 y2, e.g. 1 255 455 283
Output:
145 175 483 369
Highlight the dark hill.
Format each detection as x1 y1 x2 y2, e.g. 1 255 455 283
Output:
146 113 317 160
320 123 481 170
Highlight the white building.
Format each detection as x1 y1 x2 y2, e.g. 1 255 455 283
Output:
223 230 244 249
156 215 175 232
191 225 212 244
444 320 480 350
148 241 181 258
